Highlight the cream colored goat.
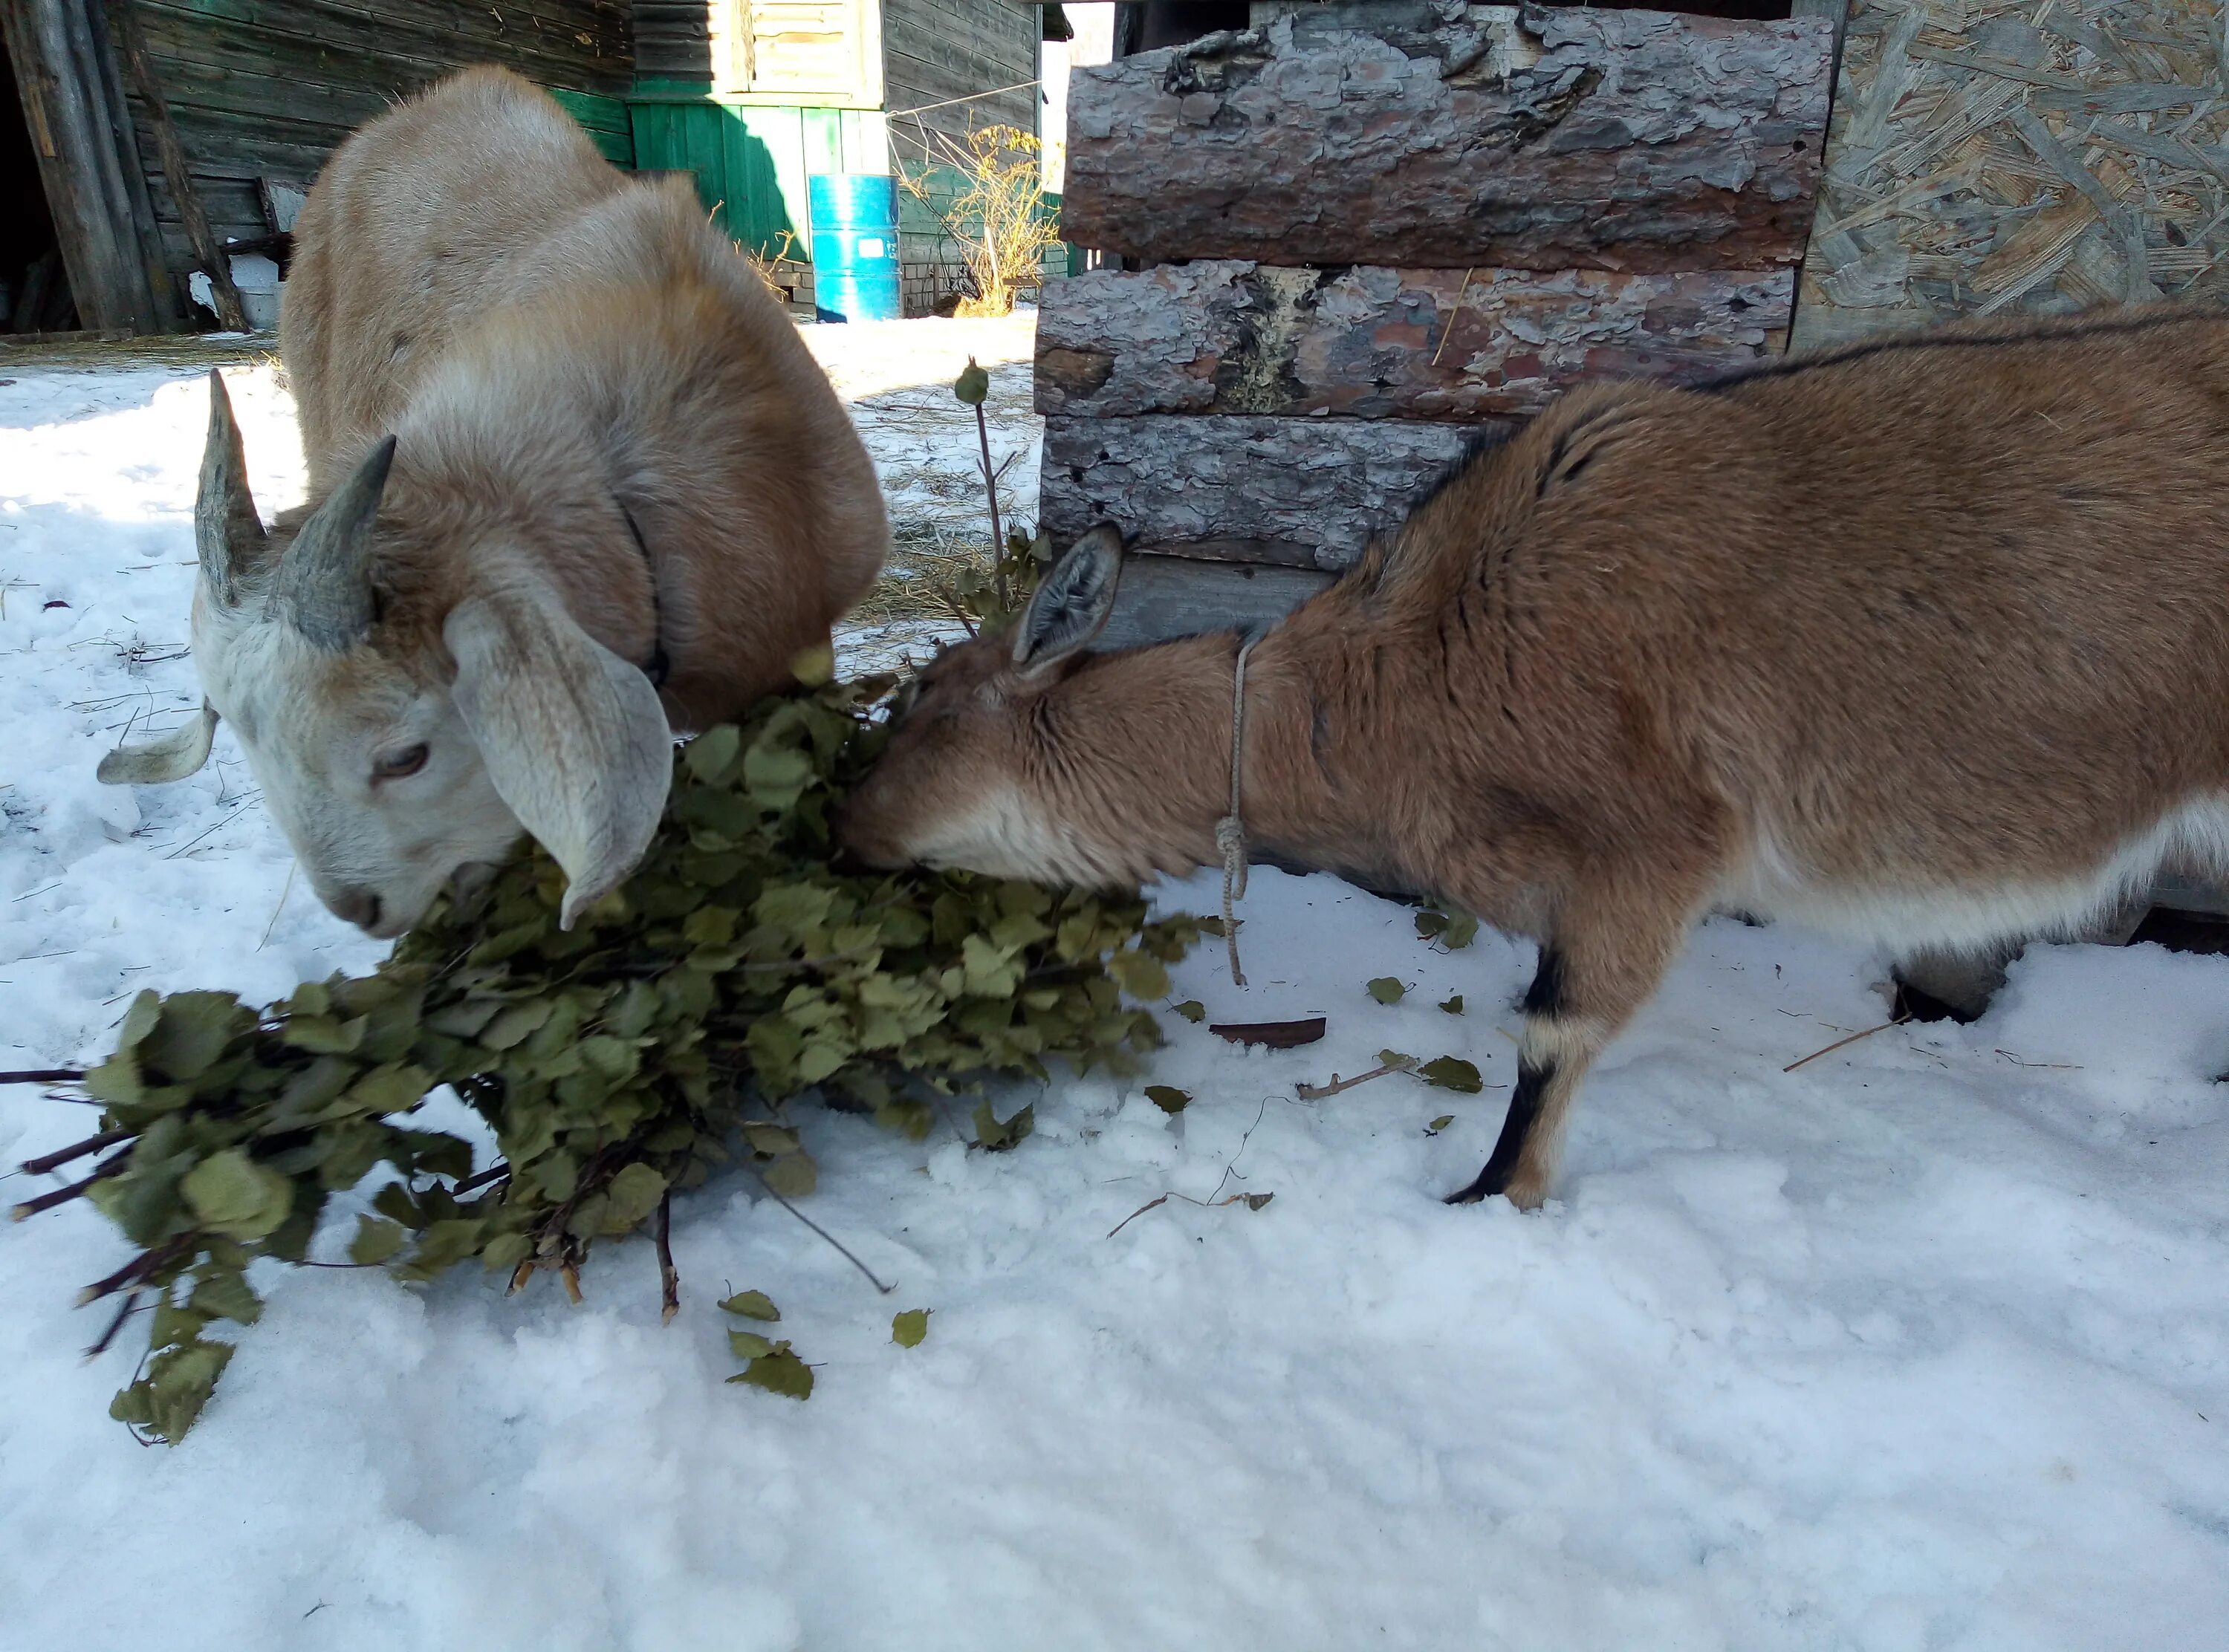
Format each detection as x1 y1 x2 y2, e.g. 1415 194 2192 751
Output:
102 67 887 936
839 304 2229 1210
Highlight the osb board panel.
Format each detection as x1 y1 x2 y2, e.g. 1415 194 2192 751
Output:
1792 0 2229 347
1037 261 1792 420
1062 4 1832 273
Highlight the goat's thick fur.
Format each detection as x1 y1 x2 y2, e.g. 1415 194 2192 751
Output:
838 302 2229 1209
282 65 886 731
110 67 887 937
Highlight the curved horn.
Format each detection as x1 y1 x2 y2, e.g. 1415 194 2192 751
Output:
99 700 218 785
196 370 266 605
275 436 395 651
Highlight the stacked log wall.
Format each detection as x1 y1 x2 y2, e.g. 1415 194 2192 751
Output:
1042 1 1834 640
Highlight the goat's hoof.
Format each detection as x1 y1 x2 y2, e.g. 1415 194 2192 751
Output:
1444 1167 1548 1210
1443 1171 1499 1206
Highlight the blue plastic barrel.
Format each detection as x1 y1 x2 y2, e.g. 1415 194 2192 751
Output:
806 174 901 323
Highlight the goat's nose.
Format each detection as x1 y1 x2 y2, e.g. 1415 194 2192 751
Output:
328 885 383 931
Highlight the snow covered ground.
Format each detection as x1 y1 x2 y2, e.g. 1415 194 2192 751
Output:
4 323 2229 1652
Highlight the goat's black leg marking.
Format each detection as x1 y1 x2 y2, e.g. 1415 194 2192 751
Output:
1444 1058 1554 1204
1450 945 1569 1204
1521 945 1566 1018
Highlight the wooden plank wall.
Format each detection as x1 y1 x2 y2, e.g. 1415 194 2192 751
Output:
1791 0 2229 348
129 0 632 297
1044 1 1834 640
882 0 1037 156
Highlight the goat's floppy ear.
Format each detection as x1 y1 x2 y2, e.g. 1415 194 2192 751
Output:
98 700 218 785
1013 522 1122 676
444 584 672 930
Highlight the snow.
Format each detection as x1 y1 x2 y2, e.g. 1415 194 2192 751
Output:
4 325 2229 1652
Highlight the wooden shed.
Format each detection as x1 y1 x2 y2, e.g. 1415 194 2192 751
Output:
0 0 1047 336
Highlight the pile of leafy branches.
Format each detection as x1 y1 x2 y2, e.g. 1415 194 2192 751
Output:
12 598 1203 1443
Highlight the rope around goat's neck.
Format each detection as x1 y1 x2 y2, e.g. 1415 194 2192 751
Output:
1214 635 1259 986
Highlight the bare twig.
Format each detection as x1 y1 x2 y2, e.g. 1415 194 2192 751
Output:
1107 1188 1274 1240
257 862 296 950
745 1163 893 1294
0 1068 85 1086
77 1235 191 1306
655 1192 680 1324
10 1147 130 1220
21 1126 129 1175
450 1160 513 1197
1295 1063 1401 1101
1430 267 1476 367
82 1290 143 1360
1784 1013 1912 1073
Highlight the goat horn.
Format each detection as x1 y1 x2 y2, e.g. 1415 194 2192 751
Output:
276 436 395 650
195 370 266 607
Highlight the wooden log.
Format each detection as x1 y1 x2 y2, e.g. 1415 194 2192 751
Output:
1062 4 1832 273
1041 414 1487 570
106 0 247 332
1037 261 1791 420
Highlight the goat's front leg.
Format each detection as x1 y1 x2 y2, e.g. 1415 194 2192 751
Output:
1445 869 1701 1211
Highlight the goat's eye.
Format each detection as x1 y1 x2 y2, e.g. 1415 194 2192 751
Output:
373 744 429 780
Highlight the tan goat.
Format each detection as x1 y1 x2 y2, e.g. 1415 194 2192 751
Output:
838 303 2229 1209
102 67 888 936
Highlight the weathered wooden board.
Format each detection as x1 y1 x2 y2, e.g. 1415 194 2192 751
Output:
1038 259 1791 420
1791 0 2229 348
1062 2 1833 273
1040 414 1487 569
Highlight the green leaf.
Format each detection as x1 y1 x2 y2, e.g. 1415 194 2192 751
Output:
759 1152 818 1199
1171 999 1206 1023
1418 1056 1484 1093
603 1162 669 1232
1427 1114 1456 1134
742 743 816 807
719 1290 780 1321
790 643 835 687
891 1309 929 1348
960 933 1025 998
114 989 161 1052
1143 1084 1190 1115
117 1338 235 1443
180 1149 294 1241
279 1013 364 1055
1439 995 1464 1015
1378 1050 1418 1071
973 1100 1034 1151
730 1344 814 1400
1107 948 1171 1001
397 1217 486 1281
140 991 244 1082
188 1269 262 1326
684 724 742 783
728 1329 777 1361
1367 977 1407 1005
953 359 990 405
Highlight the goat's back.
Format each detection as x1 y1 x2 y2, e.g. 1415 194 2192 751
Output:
280 68 631 484
1366 305 2229 911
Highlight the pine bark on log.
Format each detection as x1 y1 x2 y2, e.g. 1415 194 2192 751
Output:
1061 4 1833 273
1040 414 1490 569
1037 261 1792 420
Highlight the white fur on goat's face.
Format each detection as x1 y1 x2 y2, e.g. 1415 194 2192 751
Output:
189 588 522 937
102 371 672 940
